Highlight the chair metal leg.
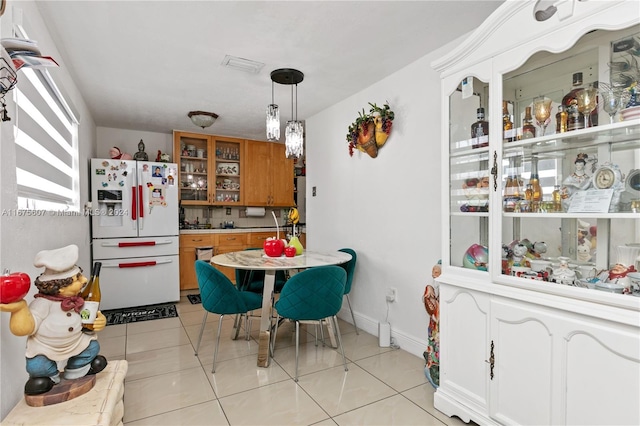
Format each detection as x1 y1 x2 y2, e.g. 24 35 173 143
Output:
212 314 224 373
332 315 348 372
232 313 242 340
194 311 208 356
294 320 300 382
270 314 281 357
319 320 326 346
245 313 251 341
346 294 359 335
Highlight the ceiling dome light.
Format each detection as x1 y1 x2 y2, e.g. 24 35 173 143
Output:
188 111 219 129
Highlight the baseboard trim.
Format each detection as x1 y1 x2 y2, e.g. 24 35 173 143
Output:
338 307 428 359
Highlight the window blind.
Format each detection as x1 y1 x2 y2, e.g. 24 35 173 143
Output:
13 67 79 211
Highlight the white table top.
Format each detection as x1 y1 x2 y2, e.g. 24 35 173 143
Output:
210 249 351 270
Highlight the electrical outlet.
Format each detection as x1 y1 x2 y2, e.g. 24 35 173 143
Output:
312 186 317 196
226 208 231 215
386 287 397 303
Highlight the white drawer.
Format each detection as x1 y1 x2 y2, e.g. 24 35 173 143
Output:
92 236 179 259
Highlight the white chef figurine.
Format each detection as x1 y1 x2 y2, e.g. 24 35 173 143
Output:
0 245 107 395
551 256 577 285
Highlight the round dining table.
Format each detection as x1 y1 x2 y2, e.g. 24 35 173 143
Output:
210 249 352 367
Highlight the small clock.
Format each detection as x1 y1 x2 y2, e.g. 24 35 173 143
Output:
592 163 622 190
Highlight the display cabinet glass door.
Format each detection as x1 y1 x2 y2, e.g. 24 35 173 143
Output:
449 77 490 271
498 26 640 296
213 138 243 205
177 133 211 205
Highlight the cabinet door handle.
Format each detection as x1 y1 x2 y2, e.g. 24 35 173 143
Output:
485 340 495 380
491 151 498 192
226 237 236 241
192 239 203 242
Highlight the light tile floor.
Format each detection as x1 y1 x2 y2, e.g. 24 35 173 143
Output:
98 292 470 426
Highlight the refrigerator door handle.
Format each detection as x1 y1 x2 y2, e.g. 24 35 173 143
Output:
131 185 137 221
103 258 173 268
138 184 144 231
99 240 173 248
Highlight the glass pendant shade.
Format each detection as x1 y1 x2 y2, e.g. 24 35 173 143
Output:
188 111 218 129
285 120 304 159
266 104 280 141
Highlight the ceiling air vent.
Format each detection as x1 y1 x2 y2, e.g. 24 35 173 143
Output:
221 55 265 74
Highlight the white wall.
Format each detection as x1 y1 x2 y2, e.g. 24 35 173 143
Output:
0 2 96 418
96 127 172 160
306 40 457 357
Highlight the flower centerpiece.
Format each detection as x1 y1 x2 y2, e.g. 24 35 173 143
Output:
347 102 394 158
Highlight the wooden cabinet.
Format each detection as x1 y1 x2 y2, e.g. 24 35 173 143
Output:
433 2 640 425
244 140 294 206
179 234 215 290
247 231 274 249
213 233 247 282
173 131 245 206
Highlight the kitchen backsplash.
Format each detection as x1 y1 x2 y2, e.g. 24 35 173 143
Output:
182 206 290 229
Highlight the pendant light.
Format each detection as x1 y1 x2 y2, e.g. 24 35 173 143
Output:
266 80 280 141
268 69 304 158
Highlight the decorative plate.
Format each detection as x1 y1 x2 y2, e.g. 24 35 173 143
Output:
216 163 239 175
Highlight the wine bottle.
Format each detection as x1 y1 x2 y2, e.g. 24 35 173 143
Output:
471 107 489 148
80 262 102 331
502 101 514 142
522 106 536 139
562 72 585 132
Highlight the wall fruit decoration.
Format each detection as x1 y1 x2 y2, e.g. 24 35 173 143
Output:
347 102 394 158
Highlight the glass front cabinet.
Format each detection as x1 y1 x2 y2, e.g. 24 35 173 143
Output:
432 2 639 425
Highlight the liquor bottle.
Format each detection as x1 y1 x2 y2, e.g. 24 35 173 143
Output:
529 157 543 212
524 184 534 213
502 101 514 142
503 158 522 212
552 185 562 212
522 106 536 139
562 72 585 132
555 105 568 133
80 262 102 331
471 107 489 148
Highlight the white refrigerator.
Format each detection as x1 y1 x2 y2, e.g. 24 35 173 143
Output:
90 158 180 310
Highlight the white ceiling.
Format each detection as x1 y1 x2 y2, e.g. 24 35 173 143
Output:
36 1 504 141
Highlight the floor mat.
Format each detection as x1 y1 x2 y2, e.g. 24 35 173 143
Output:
103 303 178 326
187 294 201 304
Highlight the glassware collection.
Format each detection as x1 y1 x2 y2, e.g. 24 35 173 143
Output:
449 27 639 299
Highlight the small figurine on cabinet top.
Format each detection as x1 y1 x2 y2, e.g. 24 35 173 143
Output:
561 153 593 210
0 245 107 396
423 260 441 389
109 146 132 160
132 139 149 161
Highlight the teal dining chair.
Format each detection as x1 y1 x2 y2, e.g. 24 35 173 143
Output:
193 260 263 373
338 248 359 334
272 265 348 381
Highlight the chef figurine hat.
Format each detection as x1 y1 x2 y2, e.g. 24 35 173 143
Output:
34 244 81 282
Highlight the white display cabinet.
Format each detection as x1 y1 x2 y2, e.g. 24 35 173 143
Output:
432 1 639 424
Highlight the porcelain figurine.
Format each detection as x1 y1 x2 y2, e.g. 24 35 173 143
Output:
0 245 107 396
423 260 441 388
109 146 132 160
561 153 592 211
511 243 530 267
551 257 576 285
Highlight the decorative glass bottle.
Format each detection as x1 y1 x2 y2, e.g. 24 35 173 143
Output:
522 106 536 139
503 101 514 142
471 107 489 148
